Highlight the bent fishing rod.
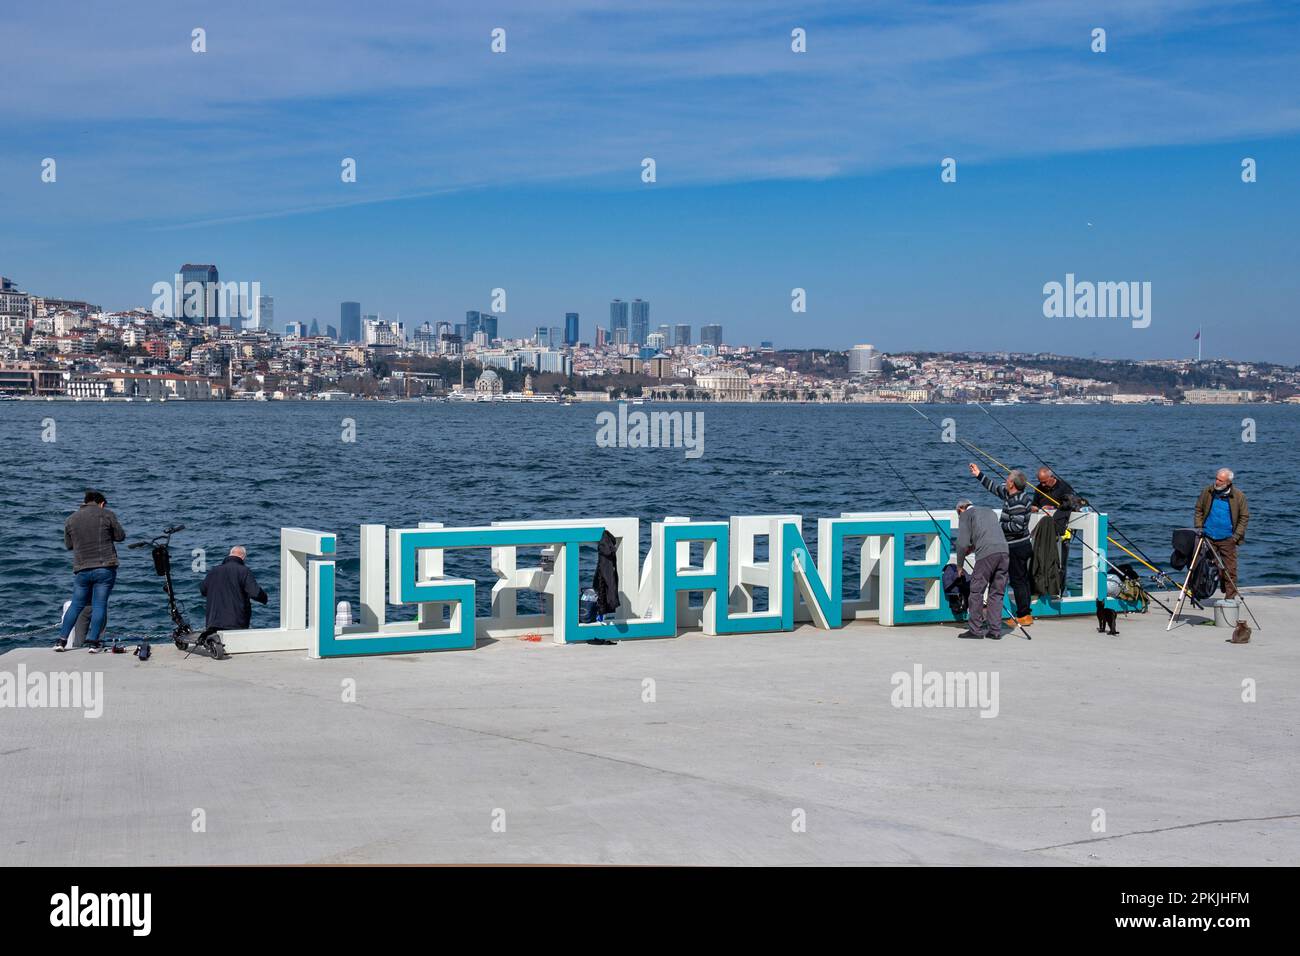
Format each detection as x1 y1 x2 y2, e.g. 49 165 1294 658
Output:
905 404 1180 613
970 401 1168 575
862 430 1032 640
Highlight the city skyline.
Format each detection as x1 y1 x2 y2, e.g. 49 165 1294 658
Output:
3 2 1298 360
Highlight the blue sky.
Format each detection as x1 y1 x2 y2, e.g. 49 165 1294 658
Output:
3 0 1298 360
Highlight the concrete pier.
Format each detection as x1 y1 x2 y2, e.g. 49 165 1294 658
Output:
2 587 1296 866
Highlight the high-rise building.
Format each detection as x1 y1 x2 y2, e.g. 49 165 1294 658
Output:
482 314 498 341
674 324 691 348
646 332 666 351
466 311 483 340
535 326 550 347
255 295 274 332
700 323 723 348
340 302 361 342
326 324 338 340
595 326 608 348
564 312 579 346
308 318 320 338
849 344 883 377
179 263 219 325
630 299 649 346
285 321 306 338
365 319 404 346
609 299 629 340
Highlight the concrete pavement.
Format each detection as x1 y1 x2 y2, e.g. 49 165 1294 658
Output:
1 587 1296 865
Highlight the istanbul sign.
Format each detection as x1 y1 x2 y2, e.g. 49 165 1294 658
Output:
219 510 1117 658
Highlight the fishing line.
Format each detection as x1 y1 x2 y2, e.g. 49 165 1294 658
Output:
971 401 1170 575
906 404 1180 614
862 428 1031 640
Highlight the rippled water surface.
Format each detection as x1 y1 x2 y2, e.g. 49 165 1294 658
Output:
2 401 1296 647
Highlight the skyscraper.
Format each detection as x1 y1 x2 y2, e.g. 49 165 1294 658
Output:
700 324 723 348
308 318 320 338
675 324 691 348
256 295 274 332
849 344 883 377
564 312 579 346
466 311 483 340
482 314 498 341
630 299 649 346
340 302 361 343
179 263 219 325
609 299 629 340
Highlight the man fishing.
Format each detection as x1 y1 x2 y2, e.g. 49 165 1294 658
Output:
968 462 1035 626
954 498 1009 640
57 489 126 651
1032 466 1077 593
1194 468 1249 599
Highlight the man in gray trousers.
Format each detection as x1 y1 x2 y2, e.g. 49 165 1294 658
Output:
954 498 1009 640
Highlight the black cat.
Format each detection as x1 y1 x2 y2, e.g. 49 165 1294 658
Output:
1095 600 1118 635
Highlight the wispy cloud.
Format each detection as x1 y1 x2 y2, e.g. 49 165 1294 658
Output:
4 0 1298 225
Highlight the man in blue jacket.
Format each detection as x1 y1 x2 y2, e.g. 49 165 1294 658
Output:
200 546 268 630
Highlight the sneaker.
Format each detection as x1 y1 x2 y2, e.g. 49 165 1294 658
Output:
1016 615 1035 626
957 630 984 640
986 631 1004 641
53 640 67 653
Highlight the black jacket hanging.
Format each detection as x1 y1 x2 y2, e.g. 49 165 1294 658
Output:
593 530 620 616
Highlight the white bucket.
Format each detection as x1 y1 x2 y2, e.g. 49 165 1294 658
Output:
1213 599 1241 628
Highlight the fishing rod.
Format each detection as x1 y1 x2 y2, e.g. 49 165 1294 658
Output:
906 404 1179 615
970 401 1170 576
862 430 1031 640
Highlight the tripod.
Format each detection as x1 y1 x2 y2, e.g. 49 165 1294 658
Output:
1166 533 1262 632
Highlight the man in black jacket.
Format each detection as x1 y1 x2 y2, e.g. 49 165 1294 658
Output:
1032 467 1077 594
200 546 268 630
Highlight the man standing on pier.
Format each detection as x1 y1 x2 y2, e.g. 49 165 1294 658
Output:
1032 466 1077 593
1194 468 1249 599
969 463 1036 625
954 498 1009 640
57 489 126 651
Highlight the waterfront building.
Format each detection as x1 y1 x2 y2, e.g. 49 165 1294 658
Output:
695 367 750 401
1182 388 1257 404
475 368 504 396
